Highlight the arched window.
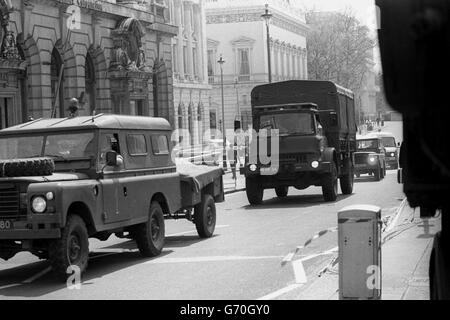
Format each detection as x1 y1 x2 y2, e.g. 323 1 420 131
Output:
178 104 183 129
51 48 65 117
85 52 96 114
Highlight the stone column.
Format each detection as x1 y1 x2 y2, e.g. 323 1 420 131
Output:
184 1 193 79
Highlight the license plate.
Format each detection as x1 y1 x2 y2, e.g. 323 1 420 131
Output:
0 220 13 230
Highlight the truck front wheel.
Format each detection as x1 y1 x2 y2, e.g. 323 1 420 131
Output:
322 162 338 202
133 201 165 257
195 194 216 238
49 215 89 281
246 178 264 205
340 159 354 195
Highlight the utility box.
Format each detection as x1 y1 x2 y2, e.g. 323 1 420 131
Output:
338 205 382 300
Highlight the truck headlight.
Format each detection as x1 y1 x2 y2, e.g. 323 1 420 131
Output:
311 161 319 168
369 157 376 163
249 164 257 172
31 196 47 213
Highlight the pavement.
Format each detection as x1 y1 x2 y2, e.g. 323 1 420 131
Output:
292 200 439 300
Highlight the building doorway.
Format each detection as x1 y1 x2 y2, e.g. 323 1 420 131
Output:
0 97 13 129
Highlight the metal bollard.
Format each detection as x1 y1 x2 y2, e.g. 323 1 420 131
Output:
338 205 382 300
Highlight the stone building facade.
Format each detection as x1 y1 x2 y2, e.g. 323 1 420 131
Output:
0 0 177 130
205 0 309 132
168 0 212 146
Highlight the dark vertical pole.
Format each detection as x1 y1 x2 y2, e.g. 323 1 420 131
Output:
266 22 272 83
221 64 227 169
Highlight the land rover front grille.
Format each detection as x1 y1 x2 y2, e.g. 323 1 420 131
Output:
0 185 20 218
354 153 368 165
280 154 308 164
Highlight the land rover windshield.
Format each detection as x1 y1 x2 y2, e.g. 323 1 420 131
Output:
381 137 396 148
259 112 315 135
0 132 96 160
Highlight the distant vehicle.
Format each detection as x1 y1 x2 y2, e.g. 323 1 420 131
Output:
369 131 399 169
354 135 387 181
241 80 357 205
0 114 224 281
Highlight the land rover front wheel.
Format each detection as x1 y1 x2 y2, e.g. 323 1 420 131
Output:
275 186 289 198
195 194 216 238
49 215 89 281
246 178 264 205
133 201 165 257
374 165 382 181
322 162 338 202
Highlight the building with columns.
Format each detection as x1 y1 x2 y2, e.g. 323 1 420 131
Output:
168 0 212 146
205 0 309 132
0 0 177 130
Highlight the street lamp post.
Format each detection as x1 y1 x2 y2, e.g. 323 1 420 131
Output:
218 55 227 169
261 4 273 83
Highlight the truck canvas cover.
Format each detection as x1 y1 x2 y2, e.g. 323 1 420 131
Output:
251 80 357 136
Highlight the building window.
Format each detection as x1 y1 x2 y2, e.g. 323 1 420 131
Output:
207 49 215 83
51 48 65 117
85 53 96 114
238 48 250 81
210 110 217 129
183 45 188 75
173 43 178 74
192 47 197 77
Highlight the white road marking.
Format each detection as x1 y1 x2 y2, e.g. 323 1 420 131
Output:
91 248 137 254
384 198 407 233
146 255 283 264
257 284 303 300
292 259 307 284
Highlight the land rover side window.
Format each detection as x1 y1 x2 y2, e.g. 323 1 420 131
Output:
99 133 121 169
259 112 314 135
44 133 95 159
0 136 44 160
127 134 148 156
151 135 169 155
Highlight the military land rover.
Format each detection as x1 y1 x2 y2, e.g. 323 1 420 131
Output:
0 114 224 280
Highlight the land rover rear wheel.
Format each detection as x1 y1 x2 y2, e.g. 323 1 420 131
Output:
246 178 264 205
133 202 165 257
194 194 216 238
275 186 289 198
322 162 338 202
49 215 89 282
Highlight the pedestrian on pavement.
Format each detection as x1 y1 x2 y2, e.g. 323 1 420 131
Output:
227 142 236 180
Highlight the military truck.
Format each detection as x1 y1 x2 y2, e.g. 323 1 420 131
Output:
241 80 357 205
0 114 224 280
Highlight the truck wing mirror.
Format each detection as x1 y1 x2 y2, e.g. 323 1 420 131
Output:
106 151 118 166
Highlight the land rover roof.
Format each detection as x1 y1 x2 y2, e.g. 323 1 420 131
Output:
0 114 172 134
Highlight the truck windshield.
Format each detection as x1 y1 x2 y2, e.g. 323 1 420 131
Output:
0 132 95 160
381 137 396 147
357 139 379 150
259 112 314 135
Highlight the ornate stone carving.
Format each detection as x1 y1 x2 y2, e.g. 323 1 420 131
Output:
0 0 23 62
109 18 150 72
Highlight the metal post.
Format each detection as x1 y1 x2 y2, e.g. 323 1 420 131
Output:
218 55 227 169
262 4 273 83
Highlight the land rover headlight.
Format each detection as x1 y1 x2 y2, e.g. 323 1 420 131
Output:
369 157 376 163
249 164 257 172
45 192 54 201
311 161 319 169
390 153 395 157
31 196 47 213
